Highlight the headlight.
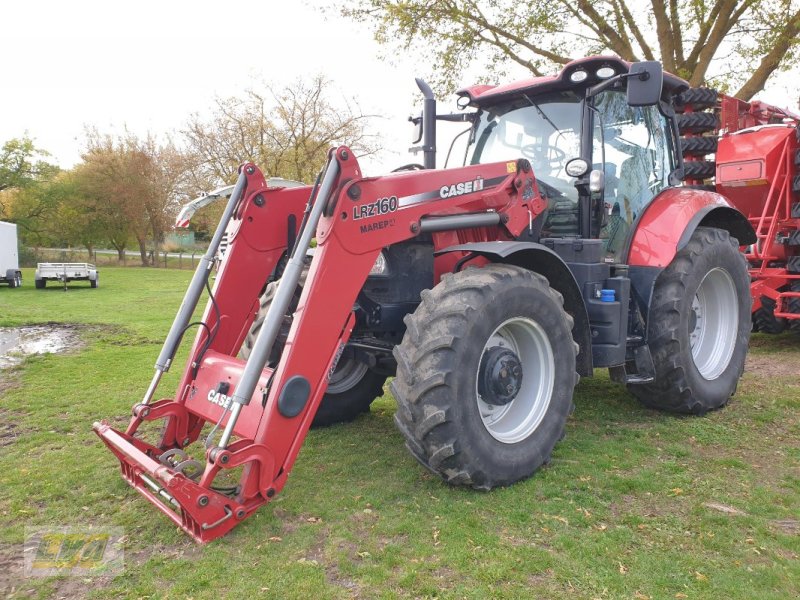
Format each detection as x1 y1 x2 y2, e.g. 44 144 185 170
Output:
596 66 616 79
565 158 590 177
569 70 588 83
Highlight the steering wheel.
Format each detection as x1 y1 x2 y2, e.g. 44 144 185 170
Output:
520 143 567 173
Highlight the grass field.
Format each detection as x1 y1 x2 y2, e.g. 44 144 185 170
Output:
1 267 798 599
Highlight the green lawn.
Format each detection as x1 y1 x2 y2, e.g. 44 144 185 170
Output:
1 268 798 599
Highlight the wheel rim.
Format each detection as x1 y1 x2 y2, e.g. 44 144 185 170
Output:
327 357 369 394
476 317 555 444
689 267 738 380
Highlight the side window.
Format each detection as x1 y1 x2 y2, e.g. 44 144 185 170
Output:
593 91 673 259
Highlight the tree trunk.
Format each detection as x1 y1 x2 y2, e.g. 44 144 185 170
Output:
117 247 125 261
137 237 149 266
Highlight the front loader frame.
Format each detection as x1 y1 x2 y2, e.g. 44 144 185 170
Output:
95 147 538 542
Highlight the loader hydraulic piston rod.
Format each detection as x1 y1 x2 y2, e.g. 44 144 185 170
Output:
217 152 343 448
141 169 248 405
418 212 501 233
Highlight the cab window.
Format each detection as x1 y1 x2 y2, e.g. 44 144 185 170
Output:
593 91 673 259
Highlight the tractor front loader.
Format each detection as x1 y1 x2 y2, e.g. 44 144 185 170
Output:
94 57 756 542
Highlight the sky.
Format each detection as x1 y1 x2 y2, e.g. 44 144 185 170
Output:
2 0 798 182
0 0 426 175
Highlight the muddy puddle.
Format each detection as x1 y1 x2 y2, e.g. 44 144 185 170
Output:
0 325 83 369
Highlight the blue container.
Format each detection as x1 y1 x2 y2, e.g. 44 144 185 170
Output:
600 289 616 303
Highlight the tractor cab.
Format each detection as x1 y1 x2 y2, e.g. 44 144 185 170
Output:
460 57 683 261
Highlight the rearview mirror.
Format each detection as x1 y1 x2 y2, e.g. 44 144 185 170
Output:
627 61 663 107
409 111 423 145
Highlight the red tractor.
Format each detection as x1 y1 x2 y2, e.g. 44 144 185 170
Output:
94 57 757 542
675 91 800 332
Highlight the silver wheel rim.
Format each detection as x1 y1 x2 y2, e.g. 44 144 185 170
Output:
689 268 738 380
476 317 555 444
327 357 369 394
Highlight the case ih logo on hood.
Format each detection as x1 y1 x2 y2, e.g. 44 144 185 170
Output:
440 177 484 199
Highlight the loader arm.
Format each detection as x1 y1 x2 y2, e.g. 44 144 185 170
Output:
94 148 541 542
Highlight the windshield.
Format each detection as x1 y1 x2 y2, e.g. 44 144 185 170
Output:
468 92 582 202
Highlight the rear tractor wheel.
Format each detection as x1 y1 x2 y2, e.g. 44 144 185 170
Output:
241 265 386 427
628 227 750 414
392 264 579 490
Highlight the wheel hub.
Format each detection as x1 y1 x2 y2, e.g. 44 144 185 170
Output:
478 347 523 405
689 267 738 380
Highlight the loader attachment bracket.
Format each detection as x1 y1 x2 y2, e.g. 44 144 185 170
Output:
94 421 276 543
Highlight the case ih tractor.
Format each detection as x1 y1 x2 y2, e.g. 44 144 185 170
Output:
675 92 800 332
94 56 757 542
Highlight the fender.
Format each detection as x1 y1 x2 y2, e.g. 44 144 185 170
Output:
435 241 593 376
626 187 756 267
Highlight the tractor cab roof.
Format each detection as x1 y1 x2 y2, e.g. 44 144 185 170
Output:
457 56 689 107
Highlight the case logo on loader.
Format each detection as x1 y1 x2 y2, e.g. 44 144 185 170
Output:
439 177 484 199
207 388 233 409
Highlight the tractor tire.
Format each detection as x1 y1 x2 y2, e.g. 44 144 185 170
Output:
678 112 719 135
392 264 578 490
753 296 786 334
787 281 800 334
681 136 718 157
35 279 45 289
628 227 750 414
682 160 716 180
241 265 386 428
676 88 719 112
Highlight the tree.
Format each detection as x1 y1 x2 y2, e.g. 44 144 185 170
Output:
182 75 380 190
343 0 800 99
0 137 60 232
0 137 58 193
77 131 188 266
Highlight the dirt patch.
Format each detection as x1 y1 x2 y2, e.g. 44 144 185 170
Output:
745 353 800 378
298 527 363 597
0 547 24 596
771 519 800 535
0 324 84 370
703 502 746 516
0 419 19 448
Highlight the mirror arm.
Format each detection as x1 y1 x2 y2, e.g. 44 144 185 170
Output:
587 73 628 99
435 113 477 123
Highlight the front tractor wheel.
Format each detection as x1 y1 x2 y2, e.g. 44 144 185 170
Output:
629 227 750 414
392 264 578 490
241 266 386 428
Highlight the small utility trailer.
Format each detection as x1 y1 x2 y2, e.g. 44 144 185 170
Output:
0 221 22 288
35 263 99 289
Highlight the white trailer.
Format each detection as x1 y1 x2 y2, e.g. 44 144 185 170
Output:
0 221 22 288
35 263 99 288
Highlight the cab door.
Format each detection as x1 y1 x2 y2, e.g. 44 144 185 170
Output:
591 91 675 261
